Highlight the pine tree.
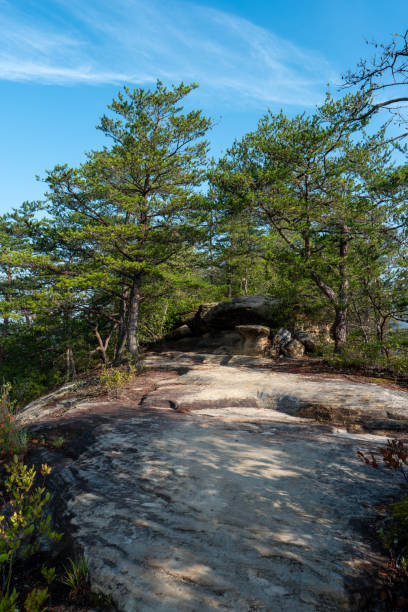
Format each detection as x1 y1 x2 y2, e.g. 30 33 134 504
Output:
45 81 213 360
211 94 408 350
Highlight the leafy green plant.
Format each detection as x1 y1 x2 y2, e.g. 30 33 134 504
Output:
49 435 65 449
23 587 48 612
40 565 56 585
359 440 408 578
322 336 408 380
0 384 28 459
375 496 408 576
0 384 14 416
94 592 114 608
0 457 62 602
0 414 27 459
99 364 139 397
62 555 89 598
0 588 18 612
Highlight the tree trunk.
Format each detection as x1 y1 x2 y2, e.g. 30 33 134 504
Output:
114 286 129 364
65 347 76 380
332 226 349 352
209 210 215 285
127 274 141 357
377 318 390 357
3 269 11 337
351 296 368 343
160 301 169 338
244 267 248 296
0 270 10 368
332 306 348 351
64 308 76 379
95 326 108 365
227 265 232 298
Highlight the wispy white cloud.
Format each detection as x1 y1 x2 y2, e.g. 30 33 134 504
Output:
0 58 153 85
0 0 337 106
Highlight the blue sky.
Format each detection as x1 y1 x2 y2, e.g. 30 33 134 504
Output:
0 0 407 213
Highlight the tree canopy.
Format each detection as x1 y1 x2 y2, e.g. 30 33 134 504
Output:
2 74 408 405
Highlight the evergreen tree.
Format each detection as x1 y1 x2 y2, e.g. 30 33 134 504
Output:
211 94 408 350
45 81 213 360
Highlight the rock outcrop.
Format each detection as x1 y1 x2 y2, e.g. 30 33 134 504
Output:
295 321 332 345
18 351 408 611
236 325 270 356
282 338 305 358
161 296 327 359
188 295 281 334
293 330 316 353
143 352 408 432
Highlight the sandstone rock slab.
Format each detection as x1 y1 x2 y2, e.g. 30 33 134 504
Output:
17 352 408 611
235 324 271 356
189 295 281 333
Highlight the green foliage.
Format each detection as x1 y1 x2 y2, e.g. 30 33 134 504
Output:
0 589 18 612
0 384 14 416
392 496 408 523
48 435 65 450
359 440 408 578
0 459 62 610
94 592 114 608
376 497 408 577
0 457 62 600
23 587 48 612
99 364 139 397
210 92 408 350
0 454 108 608
44 80 213 359
322 334 408 378
0 80 408 411
40 565 56 585
0 384 28 458
62 555 89 592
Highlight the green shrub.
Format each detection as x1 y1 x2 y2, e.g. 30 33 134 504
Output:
375 496 408 576
322 338 408 377
0 457 62 606
62 555 89 600
99 362 142 397
359 440 408 576
0 588 18 612
0 384 28 459
49 435 65 449
40 565 56 585
23 587 49 612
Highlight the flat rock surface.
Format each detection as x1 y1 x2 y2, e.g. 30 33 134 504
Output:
141 353 408 433
18 352 408 611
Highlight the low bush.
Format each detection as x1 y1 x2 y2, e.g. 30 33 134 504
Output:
359 439 408 605
376 495 408 574
99 360 143 397
322 337 408 379
62 555 89 601
0 456 62 610
0 384 28 459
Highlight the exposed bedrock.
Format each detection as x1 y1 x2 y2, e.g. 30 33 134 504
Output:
142 352 408 432
17 352 408 611
161 295 326 358
235 324 271 356
188 294 281 334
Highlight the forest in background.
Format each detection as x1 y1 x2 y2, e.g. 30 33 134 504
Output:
2 33 408 407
